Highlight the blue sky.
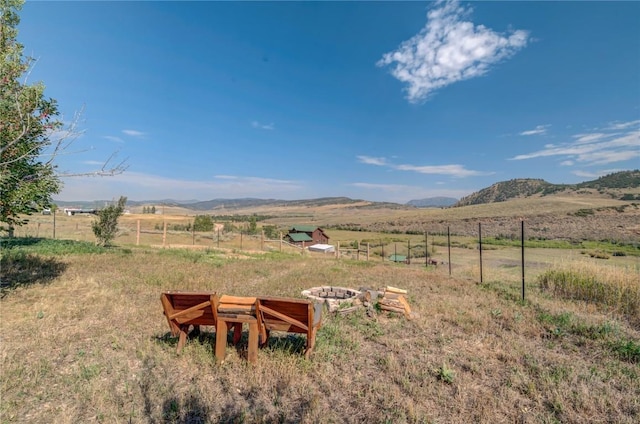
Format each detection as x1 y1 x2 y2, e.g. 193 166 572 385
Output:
19 0 640 203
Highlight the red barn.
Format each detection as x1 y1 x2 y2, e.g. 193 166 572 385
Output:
284 225 329 246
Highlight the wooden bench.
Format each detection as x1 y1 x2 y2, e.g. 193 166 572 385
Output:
258 297 323 359
160 291 218 353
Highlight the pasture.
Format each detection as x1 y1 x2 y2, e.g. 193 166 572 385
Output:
1 197 639 423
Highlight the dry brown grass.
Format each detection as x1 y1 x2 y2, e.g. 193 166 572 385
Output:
539 260 640 326
1 245 639 423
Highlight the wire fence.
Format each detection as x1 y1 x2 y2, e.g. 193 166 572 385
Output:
12 213 635 301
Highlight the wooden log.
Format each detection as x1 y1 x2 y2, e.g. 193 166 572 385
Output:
396 296 412 315
385 286 407 295
379 299 405 309
335 306 360 315
357 290 372 303
379 304 406 314
382 293 405 301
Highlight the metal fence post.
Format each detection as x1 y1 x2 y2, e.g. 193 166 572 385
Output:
478 222 483 284
521 220 526 301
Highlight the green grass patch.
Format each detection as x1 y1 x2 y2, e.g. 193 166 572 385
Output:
479 237 640 257
608 339 640 363
1 237 107 255
535 309 639 363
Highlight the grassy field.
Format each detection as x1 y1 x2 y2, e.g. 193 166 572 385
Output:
2 195 639 423
1 236 639 423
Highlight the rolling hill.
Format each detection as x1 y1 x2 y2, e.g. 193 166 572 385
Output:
455 170 640 207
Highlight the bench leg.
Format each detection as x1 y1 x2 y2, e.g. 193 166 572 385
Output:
259 329 270 348
247 321 258 364
215 320 228 364
177 326 188 353
304 328 318 359
232 323 243 345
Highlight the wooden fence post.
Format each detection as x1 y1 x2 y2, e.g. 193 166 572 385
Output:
447 226 452 276
366 243 370 261
425 232 428 267
163 221 167 247
136 219 140 246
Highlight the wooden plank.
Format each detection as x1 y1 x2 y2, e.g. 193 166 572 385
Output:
385 286 407 295
261 319 295 333
379 304 406 314
168 300 211 320
260 305 309 331
396 296 412 315
379 298 404 309
218 305 254 314
219 295 257 305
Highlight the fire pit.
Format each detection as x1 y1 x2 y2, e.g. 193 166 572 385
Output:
302 286 362 312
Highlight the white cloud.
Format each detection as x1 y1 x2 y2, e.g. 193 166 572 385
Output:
510 126 640 166
122 129 145 137
606 119 640 130
573 133 609 144
560 160 574 166
575 150 640 165
251 121 275 130
520 125 549 136
357 156 388 166
395 163 489 177
103 135 124 143
358 155 490 177
377 0 530 103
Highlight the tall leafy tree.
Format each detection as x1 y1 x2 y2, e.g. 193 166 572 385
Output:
1 0 61 233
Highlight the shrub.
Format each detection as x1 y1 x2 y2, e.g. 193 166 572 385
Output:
193 215 214 232
91 196 127 247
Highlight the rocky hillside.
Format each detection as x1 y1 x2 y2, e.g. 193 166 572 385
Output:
456 179 551 206
455 170 640 207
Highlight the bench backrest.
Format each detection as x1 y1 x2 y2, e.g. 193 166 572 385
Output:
258 296 322 335
161 291 217 334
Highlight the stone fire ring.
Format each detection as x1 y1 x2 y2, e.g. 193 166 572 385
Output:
302 286 361 312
